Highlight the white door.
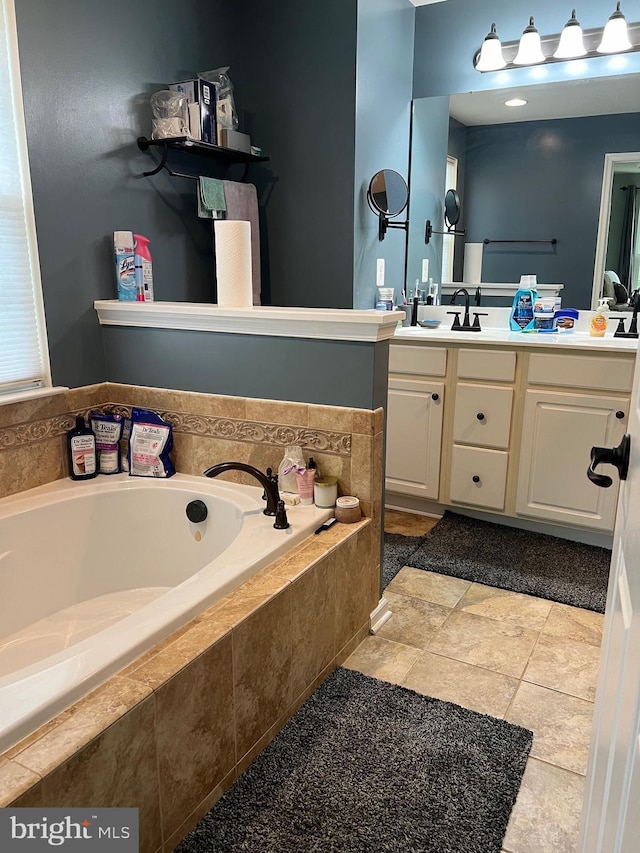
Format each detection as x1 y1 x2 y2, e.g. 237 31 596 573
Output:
579 343 640 851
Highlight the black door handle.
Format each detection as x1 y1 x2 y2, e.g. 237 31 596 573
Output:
587 434 630 488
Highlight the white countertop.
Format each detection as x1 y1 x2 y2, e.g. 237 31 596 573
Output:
394 306 639 354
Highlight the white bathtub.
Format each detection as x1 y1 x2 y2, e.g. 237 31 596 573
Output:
0 473 332 752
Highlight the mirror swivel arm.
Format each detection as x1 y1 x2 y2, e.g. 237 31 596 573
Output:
425 219 466 245
378 215 408 241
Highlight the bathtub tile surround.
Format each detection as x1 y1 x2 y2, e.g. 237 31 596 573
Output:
0 384 379 511
1 511 375 852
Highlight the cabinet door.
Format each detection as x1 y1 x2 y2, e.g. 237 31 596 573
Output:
516 389 628 530
385 378 444 500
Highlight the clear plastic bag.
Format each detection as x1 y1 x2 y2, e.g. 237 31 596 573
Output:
277 445 305 494
150 90 187 139
198 66 238 131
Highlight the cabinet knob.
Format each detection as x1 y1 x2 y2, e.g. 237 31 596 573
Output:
476 412 485 421
472 475 480 484
616 410 625 420
431 393 439 401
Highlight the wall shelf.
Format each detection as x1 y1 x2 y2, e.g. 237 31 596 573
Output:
137 136 269 179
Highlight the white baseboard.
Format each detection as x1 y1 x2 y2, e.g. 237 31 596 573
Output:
370 597 392 634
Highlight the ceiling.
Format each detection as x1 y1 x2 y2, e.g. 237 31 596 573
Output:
408 0 448 6
449 74 640 126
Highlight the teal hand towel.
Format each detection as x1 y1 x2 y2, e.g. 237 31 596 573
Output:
198 177 226 219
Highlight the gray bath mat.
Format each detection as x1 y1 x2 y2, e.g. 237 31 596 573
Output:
176 667 532 853
405 510 611 613
381 532 425 588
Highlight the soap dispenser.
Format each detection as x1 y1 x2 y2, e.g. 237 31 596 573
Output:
590 299 610 337
67 415 97 480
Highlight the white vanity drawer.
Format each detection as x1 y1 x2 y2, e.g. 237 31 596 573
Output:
452 383 513 449
457 349 516 382
449 445 509 510
528 353 634 393
389 344 447 377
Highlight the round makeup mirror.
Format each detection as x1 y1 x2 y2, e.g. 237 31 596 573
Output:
444 189 461 228
368 170 409 217
367 170 409 241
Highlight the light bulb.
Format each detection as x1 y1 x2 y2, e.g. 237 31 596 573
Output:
514 17 546 66
597 2 632 53
554 9 587 59
475 23 506 72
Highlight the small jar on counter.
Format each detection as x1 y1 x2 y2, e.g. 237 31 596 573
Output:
334 496 361 524
314 476 338 508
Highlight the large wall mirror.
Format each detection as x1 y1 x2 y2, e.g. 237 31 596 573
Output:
407 73 640 309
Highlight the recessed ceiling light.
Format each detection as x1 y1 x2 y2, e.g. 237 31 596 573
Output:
505 98 528 107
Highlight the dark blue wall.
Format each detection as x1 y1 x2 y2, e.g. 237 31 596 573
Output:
15 0 412 407
15 0 243 388
461 113 640 307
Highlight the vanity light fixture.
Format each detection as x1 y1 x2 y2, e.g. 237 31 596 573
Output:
598 2 632 53
474 5 640 72
554 9 587 59
475 23 506 72
514 18 546 65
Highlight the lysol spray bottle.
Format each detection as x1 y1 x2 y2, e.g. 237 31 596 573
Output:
114 231 136 301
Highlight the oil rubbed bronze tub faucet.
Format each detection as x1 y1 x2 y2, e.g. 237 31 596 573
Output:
203 462 289 528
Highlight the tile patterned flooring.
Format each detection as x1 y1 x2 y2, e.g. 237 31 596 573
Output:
343 509 604 853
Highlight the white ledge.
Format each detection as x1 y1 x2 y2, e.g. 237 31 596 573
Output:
441 282 564 297
94 301 405 343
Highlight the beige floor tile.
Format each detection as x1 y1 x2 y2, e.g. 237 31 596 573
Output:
376 591 451 650
384 509 439 536
454 583 553 631
386 568 471 608
402 652 519 719
543 603 605 648
503 758 585 853
524 634 601 701
427 611 539 679
342 635 421 685
506 682 594 775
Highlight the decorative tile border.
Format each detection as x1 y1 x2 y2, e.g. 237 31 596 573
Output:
0 405 352 458
105 404 352 457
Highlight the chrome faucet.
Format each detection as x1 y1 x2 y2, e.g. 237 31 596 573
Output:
203 462 289 528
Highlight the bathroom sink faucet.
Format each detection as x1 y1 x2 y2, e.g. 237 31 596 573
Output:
447 287 485 332
203 462 289 527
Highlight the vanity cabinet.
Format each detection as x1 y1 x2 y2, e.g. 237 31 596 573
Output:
385 345 446 500
515 353 631 531
386 338 635 535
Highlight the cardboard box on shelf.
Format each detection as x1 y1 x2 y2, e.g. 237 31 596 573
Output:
168 78 217 144
218 128 251 153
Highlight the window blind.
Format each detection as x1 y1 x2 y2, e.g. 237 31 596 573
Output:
0 0 50 396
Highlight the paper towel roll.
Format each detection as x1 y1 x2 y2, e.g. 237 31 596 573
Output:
214 220 253 307
464 242 483 285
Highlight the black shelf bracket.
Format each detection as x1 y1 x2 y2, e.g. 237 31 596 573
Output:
137 136 268 182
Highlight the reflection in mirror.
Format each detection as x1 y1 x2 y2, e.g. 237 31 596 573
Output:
367 169 409 242
593 152 640 311
444 189 461 227
407 74 640 308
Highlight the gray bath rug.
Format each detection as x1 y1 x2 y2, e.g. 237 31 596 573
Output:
176 667 532 853
404 510 611 613
381 532 425 589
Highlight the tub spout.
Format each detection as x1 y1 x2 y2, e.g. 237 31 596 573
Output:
203 461 284 519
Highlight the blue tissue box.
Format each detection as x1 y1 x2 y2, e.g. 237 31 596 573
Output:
168 78 217 144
